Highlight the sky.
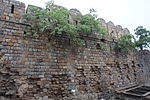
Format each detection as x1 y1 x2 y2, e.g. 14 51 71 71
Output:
18 0 150 34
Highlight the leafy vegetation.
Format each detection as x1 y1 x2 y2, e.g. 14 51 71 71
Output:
23 1 106 45
134 26 150 50
115 26 150 52
99 44 107 50
115 34 135 52
23 0 150 51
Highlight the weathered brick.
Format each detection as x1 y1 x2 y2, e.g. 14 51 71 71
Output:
0 0 148 100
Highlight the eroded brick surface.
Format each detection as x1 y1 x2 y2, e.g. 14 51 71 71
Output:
0 0 149 100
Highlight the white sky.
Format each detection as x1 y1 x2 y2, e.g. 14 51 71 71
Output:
18 0 150 34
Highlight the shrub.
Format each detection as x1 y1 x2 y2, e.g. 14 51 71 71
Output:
23 1 106 45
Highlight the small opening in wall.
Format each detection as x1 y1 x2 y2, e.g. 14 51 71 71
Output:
11 5 14 14
132 61 135 64
68 38 71 45
85 40 87 48
96 43 100 50
111 31 114 34
24 31 26 34
100 39 106 43
75 20 78 25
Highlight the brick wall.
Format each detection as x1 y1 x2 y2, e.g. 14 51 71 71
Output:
0 20 145 100
0 0 147 100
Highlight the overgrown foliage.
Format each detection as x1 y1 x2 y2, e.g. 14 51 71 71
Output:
115 26 150 52
134 26 150 50
115 34 135 52
24 1 106 45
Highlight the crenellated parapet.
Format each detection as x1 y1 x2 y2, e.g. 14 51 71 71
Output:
98 18 130 40
69 9 81 25
0 0 25 23
0 1 148 100
0 0 130 40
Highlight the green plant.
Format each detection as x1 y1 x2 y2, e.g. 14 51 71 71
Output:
96 43 107 50
134 26 150 50
100 44 107 50
101 44 107 50
76 8 106 35
23 1 106 45
115 34 135 52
